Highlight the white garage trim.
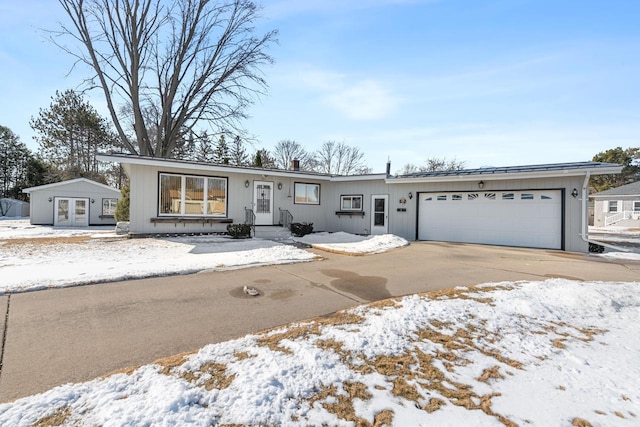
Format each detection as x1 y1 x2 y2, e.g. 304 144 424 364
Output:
418 189 564 250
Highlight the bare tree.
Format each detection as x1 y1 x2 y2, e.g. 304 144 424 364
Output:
54 0 277 158
272 139 315 170
398 156 466 175
314 141 369 175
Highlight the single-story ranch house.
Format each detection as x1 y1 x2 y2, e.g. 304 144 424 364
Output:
591 181 640 228
23 178 121 227
98 153 622 253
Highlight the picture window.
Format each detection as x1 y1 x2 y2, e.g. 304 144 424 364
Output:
294 182 320 205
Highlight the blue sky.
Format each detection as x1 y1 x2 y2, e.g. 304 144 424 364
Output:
1 0 639 172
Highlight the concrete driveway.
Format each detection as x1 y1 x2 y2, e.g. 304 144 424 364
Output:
1 242 638 402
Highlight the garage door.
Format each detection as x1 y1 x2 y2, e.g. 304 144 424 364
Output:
418 190 562 249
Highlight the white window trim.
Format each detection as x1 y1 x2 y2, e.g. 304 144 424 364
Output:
340 195 363 211
102 198 118 216
159 173 227 217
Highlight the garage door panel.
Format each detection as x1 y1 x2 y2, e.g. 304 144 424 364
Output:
418 190 562 249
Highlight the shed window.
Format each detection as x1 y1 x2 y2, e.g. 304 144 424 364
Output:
341 195 362 211
295 182 320 205
102 198 118 216
159 173 227 216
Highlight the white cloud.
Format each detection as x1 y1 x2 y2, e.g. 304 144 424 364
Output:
324 79 400 120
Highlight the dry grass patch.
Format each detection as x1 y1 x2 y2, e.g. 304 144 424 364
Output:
31 407 71 427
153 351 194 376
307 383 375 426
478 365 504 383
372 409 394 426
233 351 251 361
1 235 93 247
391 377 422 401
572 418 593 427
257 311 365 354
181 362 235 391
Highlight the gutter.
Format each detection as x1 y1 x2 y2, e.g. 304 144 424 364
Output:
579 171 630 253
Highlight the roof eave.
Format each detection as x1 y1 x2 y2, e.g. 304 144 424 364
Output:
385 166 624 184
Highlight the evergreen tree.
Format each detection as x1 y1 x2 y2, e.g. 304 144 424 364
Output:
591 147 640 192
30 89 120 183
213 135 230 164
253 148 275 168
114 184 130 221
0 125 46 200
229 135 249 166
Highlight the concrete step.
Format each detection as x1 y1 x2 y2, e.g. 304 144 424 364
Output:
253 225 292 240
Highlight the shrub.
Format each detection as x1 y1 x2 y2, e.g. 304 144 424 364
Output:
290 222 313 237
227 223 252 239
588 242 605 253
114 184 130 222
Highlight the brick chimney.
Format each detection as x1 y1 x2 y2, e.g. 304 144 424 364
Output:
291 159 300 171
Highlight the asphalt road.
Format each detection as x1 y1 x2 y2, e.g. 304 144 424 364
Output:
1 242 638 402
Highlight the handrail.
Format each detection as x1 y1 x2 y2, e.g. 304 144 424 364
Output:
279 208 293 229
244 207 256 236
605 210 629 227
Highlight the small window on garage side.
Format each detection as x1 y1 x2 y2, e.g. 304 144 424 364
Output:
608 201 618 212
502 193 514 200
484 193 496 200
468 193 478 200
541 195 552 200
452 194 462 200
521 193 534 200
102 198 118 216
295 182 320 205
424 197 432 201
341 195 362 211
437 195 447 201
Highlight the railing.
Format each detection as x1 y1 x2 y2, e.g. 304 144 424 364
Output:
244 207 256 236
604 210 629 227
279 208 293 230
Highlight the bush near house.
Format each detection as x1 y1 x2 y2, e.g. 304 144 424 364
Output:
290 222 313 237
227 223 252 239
114 184 130 222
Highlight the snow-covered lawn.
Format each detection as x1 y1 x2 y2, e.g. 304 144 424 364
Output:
0 220 408 294
589 226 640 261
1 279 638 426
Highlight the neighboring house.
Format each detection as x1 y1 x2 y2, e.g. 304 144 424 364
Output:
22 178 121 227
591 181 640 228
0 198 30 217
97 153 622 253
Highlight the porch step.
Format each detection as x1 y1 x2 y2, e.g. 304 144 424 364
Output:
253 225 293 241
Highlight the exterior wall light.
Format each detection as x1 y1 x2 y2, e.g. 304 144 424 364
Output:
571 188 579 198
91 199 95 204
48 197 52 202
277 182 283 190
478 180 485 189
408 192 413 200
244 180 250 188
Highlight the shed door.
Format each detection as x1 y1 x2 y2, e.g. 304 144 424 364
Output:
418 190 562 249
54 197 89 227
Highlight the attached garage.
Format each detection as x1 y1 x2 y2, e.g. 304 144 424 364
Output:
418 189 563 249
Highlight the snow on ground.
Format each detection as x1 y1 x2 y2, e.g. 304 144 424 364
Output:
0 221 408 294
1 279 638 426
294 232 409 255
589 226 640 260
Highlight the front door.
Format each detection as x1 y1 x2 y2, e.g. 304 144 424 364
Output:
371 194 389 235
253 181 273 225
54 197 89 227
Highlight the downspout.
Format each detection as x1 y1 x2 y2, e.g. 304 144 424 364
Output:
580 172 630 252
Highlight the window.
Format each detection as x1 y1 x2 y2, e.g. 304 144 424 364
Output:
634 201 640 212
159 173 227 216
294 182 320 205
502 193 514 200
436 195 447 201
102 198 118 216
341 195 362 211
468 194 479 200
608 201 618 213
484 193 496 200
521 193 534 200
452 194 462 201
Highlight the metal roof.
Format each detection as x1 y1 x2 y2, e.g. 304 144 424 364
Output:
392 161 622 179
591 180 640 197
